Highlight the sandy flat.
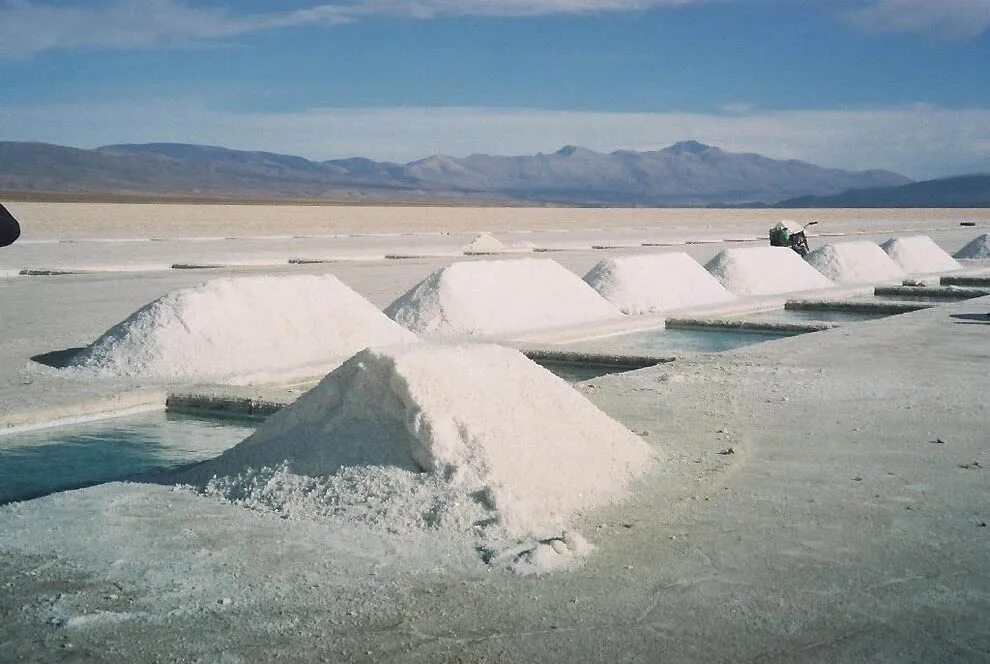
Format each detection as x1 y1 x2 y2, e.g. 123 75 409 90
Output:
1 205 988 661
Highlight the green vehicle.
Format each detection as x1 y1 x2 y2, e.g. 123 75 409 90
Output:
769 220 817 257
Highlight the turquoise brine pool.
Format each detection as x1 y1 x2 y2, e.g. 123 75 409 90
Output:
738 309 892 323
0 412 255 504
564 327 798 356
535 361 638 383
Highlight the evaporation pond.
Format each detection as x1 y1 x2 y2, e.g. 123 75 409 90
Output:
534 360 639 383
564 327 798 355
0 412 255 504
738 308 891 323
867 293 967 304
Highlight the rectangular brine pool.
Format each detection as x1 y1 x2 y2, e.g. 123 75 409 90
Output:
562 326 800 356
734 308 892 324
0 413 255 504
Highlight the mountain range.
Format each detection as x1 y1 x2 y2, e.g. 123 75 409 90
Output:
772 174 990 208
0 140 913 206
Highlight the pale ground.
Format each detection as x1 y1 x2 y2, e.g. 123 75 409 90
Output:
1 204 989 662
9 201 990 240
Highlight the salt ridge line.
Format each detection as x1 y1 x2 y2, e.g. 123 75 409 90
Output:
182 343 655 572
880 235 961 274
954 233 990 259
584 252 736 315
385 257 624 337
68 274 417 380
805 241 907 285
705 246 834 296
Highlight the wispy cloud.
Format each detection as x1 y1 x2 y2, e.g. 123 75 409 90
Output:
844 0 990 40
2 0 988 59
2 101 987 178
0 0 349 58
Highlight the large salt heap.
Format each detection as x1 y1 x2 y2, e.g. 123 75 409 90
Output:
71 275 417 379
805 241 907 285
385 258 624 337
584 252 736 314
880 235 961 273
190 343 654 539
954 233 990 259
705 246 834 296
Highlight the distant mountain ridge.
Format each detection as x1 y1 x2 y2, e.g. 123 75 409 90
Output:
1 140 912 206
772 174 990 208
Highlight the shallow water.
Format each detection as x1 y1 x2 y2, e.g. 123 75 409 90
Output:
564 327 797 355
535 361 637 383
739 308 892 323
867 293 968 303
0 413 254 504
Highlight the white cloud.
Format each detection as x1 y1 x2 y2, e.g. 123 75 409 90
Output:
2 101 987 178
0 0 349 58
1 0 987 59
844 0 990 40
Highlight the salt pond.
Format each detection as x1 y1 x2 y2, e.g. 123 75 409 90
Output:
563 326 799 355
0 413 254 503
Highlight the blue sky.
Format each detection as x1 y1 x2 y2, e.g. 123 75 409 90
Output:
1 0 989 177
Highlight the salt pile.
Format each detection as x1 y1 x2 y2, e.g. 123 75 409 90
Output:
805 241 907 284
71 275 416 379
190 343 654 572
880 235 961 273
705 246 834 295
462 232 530 255
385 258 624 337
584 252 736 315
954 233 990 259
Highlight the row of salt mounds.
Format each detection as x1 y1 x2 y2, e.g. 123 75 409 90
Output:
71 275 417 379
805 241 907 285
188 343 655 572
954 233 990 259
880 235 961 273
704 246 833 296
462 232 531 255
385 258 623 337
583 252 736 315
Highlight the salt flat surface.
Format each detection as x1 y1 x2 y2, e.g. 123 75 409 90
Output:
0 212 988 660
0 227 980 428
8 201 989 240
806 240 907 284
386 258 624 337
584 251 736 314
1 298 988 661
705 246 834 295
70 274 416 380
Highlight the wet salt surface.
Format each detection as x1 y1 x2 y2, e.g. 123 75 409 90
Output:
867 293 975 303
563 326 798 355
0 413 254 503
738 308 892 323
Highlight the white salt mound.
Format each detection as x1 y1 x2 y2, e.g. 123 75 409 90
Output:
705 246 834 296
880 235 961 273
385 258 624 337
71 274 417 379
954 233 990 259
192 343 654 538
584 252 736 315
805 241 907 285
463 232 508 254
